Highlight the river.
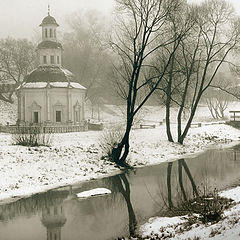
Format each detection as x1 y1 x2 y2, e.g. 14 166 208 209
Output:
0 144 240 240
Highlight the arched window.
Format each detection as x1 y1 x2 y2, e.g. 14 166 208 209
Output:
50 29 52 37
45 28 48 38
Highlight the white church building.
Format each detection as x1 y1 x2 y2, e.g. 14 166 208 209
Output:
17 10 86 127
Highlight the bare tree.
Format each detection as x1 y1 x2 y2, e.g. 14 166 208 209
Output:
110 0 191 166
63 10 113 109
0 38 36 103
154 0 240 144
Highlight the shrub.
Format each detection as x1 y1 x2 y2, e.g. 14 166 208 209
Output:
99 126 124 161
170 187 233 224
12 126 52 147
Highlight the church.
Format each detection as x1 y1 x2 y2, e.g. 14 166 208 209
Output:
17 9 86 127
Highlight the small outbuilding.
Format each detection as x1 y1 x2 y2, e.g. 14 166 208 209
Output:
17 10 86 128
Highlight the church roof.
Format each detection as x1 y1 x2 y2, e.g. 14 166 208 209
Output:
37 41 63 50
24 66 75 83
40 15 59 26
20 66 86 90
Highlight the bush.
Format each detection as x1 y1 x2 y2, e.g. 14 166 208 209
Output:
99 126 124 160
170 187 233 224
12 126 52 147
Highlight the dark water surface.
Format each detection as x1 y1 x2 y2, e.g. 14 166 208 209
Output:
1 144 240 240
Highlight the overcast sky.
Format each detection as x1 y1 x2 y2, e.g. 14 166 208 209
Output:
0 0 240 40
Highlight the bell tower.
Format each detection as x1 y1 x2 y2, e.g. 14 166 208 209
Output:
37 6 63 66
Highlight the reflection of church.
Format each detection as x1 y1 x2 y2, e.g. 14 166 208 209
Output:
41 204 66 240
17 8 86 126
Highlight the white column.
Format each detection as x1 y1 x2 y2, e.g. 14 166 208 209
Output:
21 94 25 122
67 89 72 122
46 89 50 121
17 92 21 121
82 94 85 121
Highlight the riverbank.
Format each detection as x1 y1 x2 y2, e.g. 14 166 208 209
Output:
138 186 240 240
0 123 240 203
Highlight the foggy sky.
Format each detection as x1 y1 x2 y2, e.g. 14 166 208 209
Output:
0 0 240 40
0 0 114 40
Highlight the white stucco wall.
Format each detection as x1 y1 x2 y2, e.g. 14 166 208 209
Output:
18 87 85 124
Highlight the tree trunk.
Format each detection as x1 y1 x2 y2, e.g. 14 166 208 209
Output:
178 93 202 144
112 118 132 166
165 80 174 142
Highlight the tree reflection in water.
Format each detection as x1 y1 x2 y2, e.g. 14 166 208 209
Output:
109 174 137 237
167 159 199 209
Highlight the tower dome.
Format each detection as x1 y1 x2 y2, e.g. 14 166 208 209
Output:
40 15 59 27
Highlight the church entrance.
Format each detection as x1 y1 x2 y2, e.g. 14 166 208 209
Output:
34 112 39 123
56 111 62 122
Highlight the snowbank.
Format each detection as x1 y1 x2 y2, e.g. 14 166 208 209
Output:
139 186 240 240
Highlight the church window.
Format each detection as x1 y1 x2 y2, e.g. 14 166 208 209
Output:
50 28 52 37
43 56 47 64
54 29 56 37
54 206 58 215
50 55 54 64
45 28 48 38
33 112 39 123
57 56 60 64
56 111 61 122
47 207 50 215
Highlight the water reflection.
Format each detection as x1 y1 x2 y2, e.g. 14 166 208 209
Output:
167 159 198 210
41 199 66 240
1 144 240 240
110 174 137 237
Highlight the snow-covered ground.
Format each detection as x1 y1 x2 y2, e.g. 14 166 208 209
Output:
138 186 240 240
0 123 239 203
1 101 240 239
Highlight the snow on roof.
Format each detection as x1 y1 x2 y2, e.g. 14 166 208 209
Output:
20 81 86 89
70 82 86 89
21 82 48 88
50 82 68 88
60 67 74 77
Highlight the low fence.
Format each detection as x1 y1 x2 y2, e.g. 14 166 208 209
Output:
0 124 88 134
229 111 240 122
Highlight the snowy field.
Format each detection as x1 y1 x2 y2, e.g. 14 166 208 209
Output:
1 101 240 239
0 123 239 202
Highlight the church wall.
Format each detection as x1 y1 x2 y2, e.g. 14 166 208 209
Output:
21 89 47 123
71 89 85 122
19 88 85 125
49 88 68 123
